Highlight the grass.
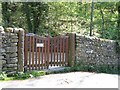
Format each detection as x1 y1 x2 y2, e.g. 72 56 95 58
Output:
64 64 119 74
46 64 119 75
0 62 119 81
0 71 46 81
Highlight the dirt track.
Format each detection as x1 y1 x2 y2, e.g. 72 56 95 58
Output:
0 72 118 89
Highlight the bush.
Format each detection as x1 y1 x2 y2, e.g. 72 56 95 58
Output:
14 72 31 80
0 71 47 81
29 71 46 77
69 63 119 74
0 72 7 80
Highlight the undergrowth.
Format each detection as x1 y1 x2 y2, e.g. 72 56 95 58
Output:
0 62 119 81
47 63 119 75
0 71 46 81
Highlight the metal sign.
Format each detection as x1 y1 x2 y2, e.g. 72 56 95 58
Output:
36 43 44 47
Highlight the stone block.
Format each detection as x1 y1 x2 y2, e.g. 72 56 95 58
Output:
13 28 20 33
0 48 5 53
5 28 14 33
6 47 17 53
6 64 17 68
2 60 6 64
5 53 17 58
0 26 4 33
10 35 18 39
7 58 18 64
10 43 18 46
6 71 17 75
10 39 18 43
0 60 2 72
6 67 17 71
0 56 4 59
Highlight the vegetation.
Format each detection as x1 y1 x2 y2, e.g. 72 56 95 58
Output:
0 64 118 81
0 2 120 39
0 1 119 79
0 71 46 81
46 64 119 75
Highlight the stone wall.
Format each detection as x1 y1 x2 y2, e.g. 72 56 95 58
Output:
0 27 24 74
0 28 119 73
0 27 5 73
75 34 119 68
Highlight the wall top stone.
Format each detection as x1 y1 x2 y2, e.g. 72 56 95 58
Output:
0 26 5 33
0 27 24 34
76 34 116 43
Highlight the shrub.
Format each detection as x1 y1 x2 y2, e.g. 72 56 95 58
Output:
0 72 7 80
14 72 31 80
29 71 46 77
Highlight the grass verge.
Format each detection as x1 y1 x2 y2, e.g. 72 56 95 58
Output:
0 71 46 81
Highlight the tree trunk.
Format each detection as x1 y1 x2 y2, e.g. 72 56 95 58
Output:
23 3 33 33
33 10 40 34
117 2 120 40
2 2 10 27
90 1 94 36
0 3 2 25
100 9 105 38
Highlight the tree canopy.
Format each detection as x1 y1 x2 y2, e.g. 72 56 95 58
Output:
0 2 120 39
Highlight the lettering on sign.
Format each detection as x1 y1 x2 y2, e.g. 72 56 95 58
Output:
36 43 44 47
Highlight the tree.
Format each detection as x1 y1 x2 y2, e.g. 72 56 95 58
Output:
1 2 118 39
2 2 10 27
100 4 105 38
117 2 120 40
22 2 49 34
0 3 2 25
23 3 33 33
90 1 94 36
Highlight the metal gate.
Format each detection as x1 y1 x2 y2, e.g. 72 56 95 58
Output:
24 33 69 71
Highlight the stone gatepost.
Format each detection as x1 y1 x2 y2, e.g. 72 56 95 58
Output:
0 26 5 73
0 27 24 75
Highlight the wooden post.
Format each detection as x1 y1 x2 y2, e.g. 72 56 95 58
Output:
24 33 28 72
68 33 76 67
18 29 24 72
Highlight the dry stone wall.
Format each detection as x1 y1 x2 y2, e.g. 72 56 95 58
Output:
0 28 119 74
76 34 120 68
0 27 24 74
0 27 5 73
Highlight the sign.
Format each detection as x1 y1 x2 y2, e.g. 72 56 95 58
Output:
36 43 44 47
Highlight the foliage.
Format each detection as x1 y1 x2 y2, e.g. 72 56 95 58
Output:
0 72 7 80
13 72 31 80
14 71 46 80
46 60 119 74
73 61 119 74
0 71 46 81
28 71 46 77
0 2 119 39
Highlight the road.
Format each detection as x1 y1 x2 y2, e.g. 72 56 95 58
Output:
0 72 118 89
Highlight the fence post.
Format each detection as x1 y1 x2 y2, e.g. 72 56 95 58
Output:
17 29 24 72
67 33 76 67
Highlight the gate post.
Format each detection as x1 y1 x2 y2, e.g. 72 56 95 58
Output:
17 28 24 72
67 33 76 67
